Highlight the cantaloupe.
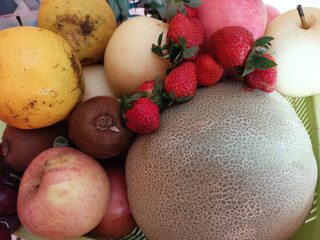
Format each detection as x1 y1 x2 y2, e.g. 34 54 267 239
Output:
126 79 318 240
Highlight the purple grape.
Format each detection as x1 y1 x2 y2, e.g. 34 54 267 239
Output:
0 212 21 234
0 185 18 216
0 151 19 189
0 155 8 170
0 223 11 240
0 170 20 189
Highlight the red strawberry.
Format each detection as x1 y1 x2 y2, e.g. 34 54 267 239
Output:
195 54 224 86
184 6 198 18
124 97 160 134
165 0 201 22
210 26 255 68
164 62 197 101
246 54 277 93
165 5 198 22
135 77 165 111
166 13 204 48
136 80 155 93
152 14 204 67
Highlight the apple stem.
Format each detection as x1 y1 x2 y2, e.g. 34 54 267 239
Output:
297 5 309 29
16 16 23 26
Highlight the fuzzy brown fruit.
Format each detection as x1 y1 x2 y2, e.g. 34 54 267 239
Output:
68 96 134 159
1 121 69 173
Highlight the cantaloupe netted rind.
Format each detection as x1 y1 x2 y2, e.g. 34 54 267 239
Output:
126 79 318 240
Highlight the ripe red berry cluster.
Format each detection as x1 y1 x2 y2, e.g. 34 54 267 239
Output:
121 1 277 135
210 26 278 93
121 1 225 135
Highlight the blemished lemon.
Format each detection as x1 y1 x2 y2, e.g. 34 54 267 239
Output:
0 26 84 129
37 0 117 65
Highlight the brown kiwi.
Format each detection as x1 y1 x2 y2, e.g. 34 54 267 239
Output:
1 121 69 173
68 96 134 159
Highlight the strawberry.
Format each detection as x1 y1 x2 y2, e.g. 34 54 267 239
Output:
165 0 201 22
165 5 198 22
152 32 201 74
184 6 198 18
245 54 277 93
166 13 204 48
195 54 224 86
210 26 255 68
135 77 165 111
164 61 197 103
123 97 160 134
152 13 204 72
136 80 155 93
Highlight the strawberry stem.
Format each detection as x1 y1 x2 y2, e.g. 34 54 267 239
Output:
297 5 309 30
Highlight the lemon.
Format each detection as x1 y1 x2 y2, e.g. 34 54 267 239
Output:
37 0 117 65
0 26 84 129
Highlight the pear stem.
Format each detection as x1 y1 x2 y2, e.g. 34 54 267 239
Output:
297 5 309 29
16 16 23 26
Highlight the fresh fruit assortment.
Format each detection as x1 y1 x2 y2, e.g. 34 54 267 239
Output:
0 0 319 240
123 4 277 134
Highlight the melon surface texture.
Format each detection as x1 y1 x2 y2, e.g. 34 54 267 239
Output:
126 80 318 240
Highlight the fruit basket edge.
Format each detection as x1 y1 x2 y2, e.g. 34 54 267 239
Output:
286 93 320 240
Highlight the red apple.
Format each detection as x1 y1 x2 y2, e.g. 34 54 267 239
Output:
197 0 267 55
17 147 111 239
265 4 281 26
93 161 137 239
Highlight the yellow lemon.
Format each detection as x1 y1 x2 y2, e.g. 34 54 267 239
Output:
37 0 117 65
0 26 84 129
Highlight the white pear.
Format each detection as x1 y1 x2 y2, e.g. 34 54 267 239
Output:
82 64 117 102
264 7 320 97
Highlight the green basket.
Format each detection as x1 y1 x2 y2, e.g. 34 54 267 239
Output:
1 93 319 240
286 94 320 240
